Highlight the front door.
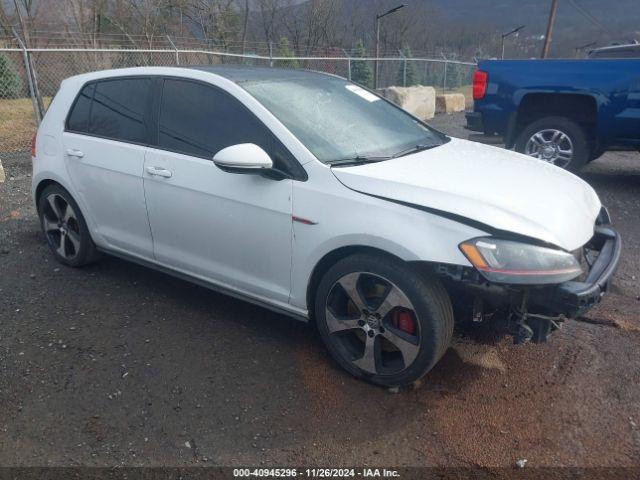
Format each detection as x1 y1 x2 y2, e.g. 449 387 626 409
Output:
143 78 295 303
62 77 154 258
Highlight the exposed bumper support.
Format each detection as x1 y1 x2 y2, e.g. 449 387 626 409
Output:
529 225 621 318
440 215 621 344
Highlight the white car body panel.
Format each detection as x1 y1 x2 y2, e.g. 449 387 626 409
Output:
288 160 485 309
62 132 154 257
143 146 293 303
331 138 601 252
31 66 603 320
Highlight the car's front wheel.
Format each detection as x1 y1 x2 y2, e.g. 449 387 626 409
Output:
315 253 454 387
37 184 99 267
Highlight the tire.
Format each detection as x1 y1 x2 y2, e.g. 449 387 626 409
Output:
589 146 606 163
514 116 591 171
37 184 100 267
315 253 454 387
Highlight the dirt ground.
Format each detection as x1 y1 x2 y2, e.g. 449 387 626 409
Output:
1 113 639 469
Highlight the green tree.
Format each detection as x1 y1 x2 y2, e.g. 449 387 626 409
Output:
350 40 373 88
397 45 419 87
274 38 300 69
0 54 22 99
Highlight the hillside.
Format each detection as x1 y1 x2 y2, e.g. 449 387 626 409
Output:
330 0 639 58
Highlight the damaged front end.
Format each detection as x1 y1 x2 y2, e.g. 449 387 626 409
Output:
437 212 621 344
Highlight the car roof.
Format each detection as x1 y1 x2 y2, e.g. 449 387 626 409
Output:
186 65 334 83
62 65 341 92
588 42 640 59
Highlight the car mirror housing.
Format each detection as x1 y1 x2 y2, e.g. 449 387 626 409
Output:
213 143 273 173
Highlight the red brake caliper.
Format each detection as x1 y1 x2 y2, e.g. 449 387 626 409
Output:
391 309 416 335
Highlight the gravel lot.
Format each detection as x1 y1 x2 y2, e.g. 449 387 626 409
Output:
1 112 639 468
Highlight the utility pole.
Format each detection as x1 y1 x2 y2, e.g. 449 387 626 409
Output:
374 4 405 90
241 0 250 55
541 0 559 59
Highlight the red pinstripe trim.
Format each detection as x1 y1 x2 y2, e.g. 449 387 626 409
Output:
292 216 318 225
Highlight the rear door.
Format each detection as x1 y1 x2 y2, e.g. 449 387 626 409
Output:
143 78 296 303
62 77 154 258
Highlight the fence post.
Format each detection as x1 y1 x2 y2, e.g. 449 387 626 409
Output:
398 49 407 87
441 54 449 93
166 35 179 65
12 28 41 126
342 49 351 80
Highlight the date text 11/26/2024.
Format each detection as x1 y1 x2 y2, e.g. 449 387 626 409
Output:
233 468 401 478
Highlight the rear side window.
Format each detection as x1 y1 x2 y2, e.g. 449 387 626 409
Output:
67 84 94 133
158 79 273 159
89 78 151 144
66 77 151 145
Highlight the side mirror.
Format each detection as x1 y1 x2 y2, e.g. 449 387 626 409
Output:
213 143 273 174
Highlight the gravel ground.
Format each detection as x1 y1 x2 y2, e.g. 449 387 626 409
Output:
1 112 639 468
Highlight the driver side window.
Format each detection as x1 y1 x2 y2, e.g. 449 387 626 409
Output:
158 79 296 176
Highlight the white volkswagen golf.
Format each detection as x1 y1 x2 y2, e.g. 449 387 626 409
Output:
32 66 620 387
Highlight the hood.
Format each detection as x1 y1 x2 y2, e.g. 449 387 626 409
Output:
332 138 601 251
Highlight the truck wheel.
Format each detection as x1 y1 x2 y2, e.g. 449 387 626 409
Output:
515 116 590 171
589 147 606 163
315 253 454 388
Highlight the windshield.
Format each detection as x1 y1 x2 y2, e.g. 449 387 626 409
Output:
242 75 446 164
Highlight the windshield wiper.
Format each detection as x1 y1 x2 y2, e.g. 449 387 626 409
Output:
328 154 390 167
328 144 440 166
391 144 439 158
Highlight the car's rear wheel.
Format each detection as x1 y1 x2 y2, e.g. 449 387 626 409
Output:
315 253 453 387
37 185 99 267
515 116 590 171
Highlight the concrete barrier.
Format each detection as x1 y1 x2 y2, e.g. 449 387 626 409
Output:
435 93 466 114
380 86 436 120
0 160 4 183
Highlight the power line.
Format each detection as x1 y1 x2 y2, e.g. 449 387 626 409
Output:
566 0 612 35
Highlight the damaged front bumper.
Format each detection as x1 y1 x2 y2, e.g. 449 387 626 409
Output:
439 216 621 344
529 225 621 318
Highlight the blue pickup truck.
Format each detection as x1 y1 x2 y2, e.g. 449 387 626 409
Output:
466 59 640 170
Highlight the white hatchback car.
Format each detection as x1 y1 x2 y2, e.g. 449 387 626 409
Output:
32 66 620 387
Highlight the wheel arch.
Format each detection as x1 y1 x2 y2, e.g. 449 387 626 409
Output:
35 178 64 207
305 245 439 324
509 92 598 147
34 177 97 242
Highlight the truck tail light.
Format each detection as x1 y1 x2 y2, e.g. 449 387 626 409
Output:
31 131 37 157
472 70 488 100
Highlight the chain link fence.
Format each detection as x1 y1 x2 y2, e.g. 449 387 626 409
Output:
0 50 35 160
0 47 475 160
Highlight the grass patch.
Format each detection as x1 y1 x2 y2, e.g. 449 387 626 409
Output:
0 97 50 154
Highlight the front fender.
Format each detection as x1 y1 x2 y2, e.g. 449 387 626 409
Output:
289 191 485 310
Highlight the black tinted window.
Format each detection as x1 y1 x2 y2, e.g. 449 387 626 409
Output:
89 78 151 143
67 84 94 133
159 79 273 159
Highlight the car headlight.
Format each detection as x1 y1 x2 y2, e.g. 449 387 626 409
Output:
459 237 582 285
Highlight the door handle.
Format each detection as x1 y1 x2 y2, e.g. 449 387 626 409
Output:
146 166 173 178
65 148 84 158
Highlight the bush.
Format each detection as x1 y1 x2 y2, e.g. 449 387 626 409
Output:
396 45 419 87
274 38 300 69
0 54 23 98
